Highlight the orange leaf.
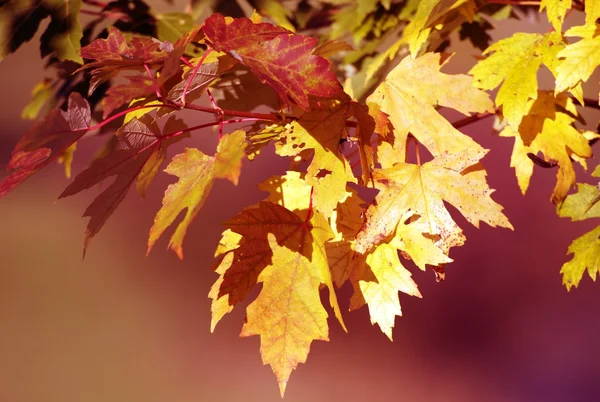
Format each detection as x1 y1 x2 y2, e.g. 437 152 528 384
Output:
148 130 246 258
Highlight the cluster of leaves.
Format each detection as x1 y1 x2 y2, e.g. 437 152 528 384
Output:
2 0 600 396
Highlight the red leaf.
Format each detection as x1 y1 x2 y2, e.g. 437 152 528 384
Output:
58 116 186 255
78 27 170 94
216 201 309 305
60 148 155 255
102 76 157 118
0 93 91 197
203 14 343 110
80 27 167 63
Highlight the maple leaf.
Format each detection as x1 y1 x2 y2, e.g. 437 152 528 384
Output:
0 92 90 197
237 207 345 396
403 0 476 56
275 100 356 217
349 102 376 185
202 13 343 110
258 171 313 212
78 27 169 94
21 78 54 120
499 91 593 203
165 52 237 104
209 229 242 332
459 19 493 51
390 218 453 270
155 12 195 43
555 29 600 98
0 0 83 63
368 52 493 162
102 76 157 119
148 130 247 258
469 31 565 128
355 150 512 255
557 163 600 220
58 115 185 254
559 226 600 290
540 0 572 32
349 243 421 340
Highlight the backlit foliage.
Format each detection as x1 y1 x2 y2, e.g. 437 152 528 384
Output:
2 0 600 395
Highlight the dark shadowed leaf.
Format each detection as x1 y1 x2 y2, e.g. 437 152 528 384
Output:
0 92 90 197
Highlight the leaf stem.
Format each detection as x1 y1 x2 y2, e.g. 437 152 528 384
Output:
182 48 213 106
180 57 194 68
163 117 263 141
89 104 179 131
183 103 288 122
143 63 162 99
452 112 494 129
415 140 421 166
206 88 224 139
582 98 600 110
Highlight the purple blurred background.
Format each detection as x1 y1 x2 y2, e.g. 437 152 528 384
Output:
1 10 600 402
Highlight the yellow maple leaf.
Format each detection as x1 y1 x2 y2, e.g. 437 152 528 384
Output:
470 31 565 128
258 171 313 212
499 91 592 203
147 130 246 258
585 0 600 26
403 0 474 56
540 0 572 32
355 151 512 255
368 52 493 163
555 32 600 97
349 243 421 340
390 216 453 270
560 225 600 290
275 100 356 217
240 210 345 396
557 182 600 222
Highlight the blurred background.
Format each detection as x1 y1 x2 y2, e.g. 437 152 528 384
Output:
1 4 600 402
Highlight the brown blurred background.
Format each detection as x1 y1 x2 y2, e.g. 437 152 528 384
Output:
1 8 600 402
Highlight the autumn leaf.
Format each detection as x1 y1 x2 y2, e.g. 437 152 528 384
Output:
202 13 343 110
148 130 247 258
555 28 600 98
58 115 184 254
238 208 344 396
349 101 376 185
499 91 593 203
21 78 54 120
258 171 313 212
0 0 83 63
390 218 453 270
368 52 493 162
355 151 512 255
155 12 195 43
559 226 600 290
403 0 475 56
275 99 356 217
557 164 600 220
166 52 237 104
209 229 242 332
349 243 421 340
78 27 169 94
540 0 572 32
0 92 90 197
102 76 157 119
459 19 493 51
469 31 565 128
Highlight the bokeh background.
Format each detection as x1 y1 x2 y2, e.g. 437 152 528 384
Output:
1 5 600 402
